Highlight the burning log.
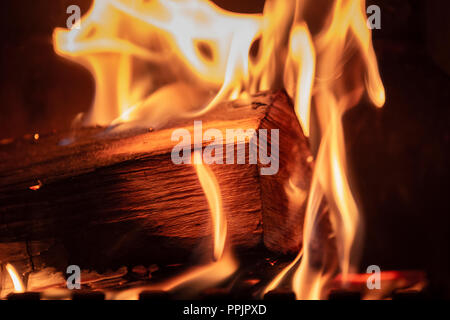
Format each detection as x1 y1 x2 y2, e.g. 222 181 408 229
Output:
0 91 312 275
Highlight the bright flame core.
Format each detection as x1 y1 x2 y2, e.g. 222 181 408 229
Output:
264 0 385 299
54 0 264 128
193 151 226 261
5 263 25 293
54 0 385 299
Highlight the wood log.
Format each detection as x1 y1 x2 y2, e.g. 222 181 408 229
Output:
0 91 312 276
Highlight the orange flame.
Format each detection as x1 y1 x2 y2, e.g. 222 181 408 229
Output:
54 0 385 300
52 0 320 131
5 263 25 293
53 0 265 128
193 151 226 261
29 179 43 191
292 0 384 299
115 151 236 299
284 24 316 137
264 0 385 299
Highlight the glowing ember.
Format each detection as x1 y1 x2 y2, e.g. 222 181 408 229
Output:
263 250 303 296
0 138 14 145
332 271 427 300
29 180 43 191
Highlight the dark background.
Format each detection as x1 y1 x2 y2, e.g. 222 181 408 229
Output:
1 0 449 296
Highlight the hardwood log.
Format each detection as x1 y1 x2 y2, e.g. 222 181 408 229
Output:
0 91 312 276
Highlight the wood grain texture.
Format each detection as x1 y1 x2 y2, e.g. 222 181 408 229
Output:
0 91 312 275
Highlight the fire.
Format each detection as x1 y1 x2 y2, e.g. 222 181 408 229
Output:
115 151 236 299
264 0 385 299
53 0 264 128
263 249 303 296
291 0 384 299
284 24 316 137
156 151 237 292
29 179 43 191
52 0 318 130
54 0 385 300
5 263 25 293
193 151 226 261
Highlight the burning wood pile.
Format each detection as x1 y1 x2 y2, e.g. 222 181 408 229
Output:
0 0 436 300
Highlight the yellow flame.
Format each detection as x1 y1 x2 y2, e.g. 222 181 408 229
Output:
263 249 302 296
53 0 264 127
193 151 226 260
5 263 25 293
284 24 316 137
290 0 384 299
52 0 322 131
260 0 385 299
54 0 385 300
114 151 236 300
